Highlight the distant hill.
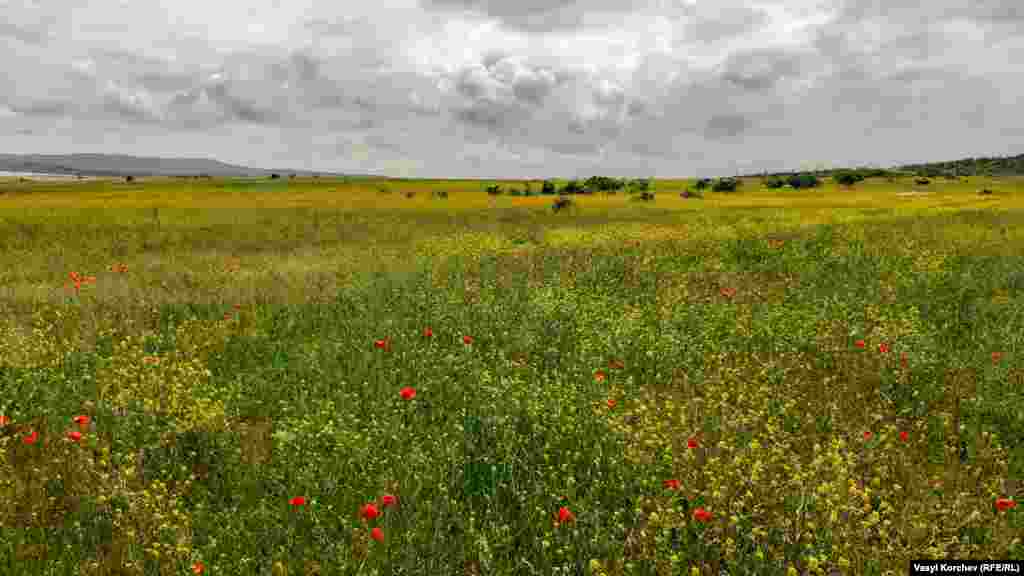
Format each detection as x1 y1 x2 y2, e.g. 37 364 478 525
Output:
0 153 373 178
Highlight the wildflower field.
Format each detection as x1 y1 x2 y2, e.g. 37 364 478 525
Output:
0 174 1021 575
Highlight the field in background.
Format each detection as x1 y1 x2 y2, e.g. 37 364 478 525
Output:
0 175 1021 575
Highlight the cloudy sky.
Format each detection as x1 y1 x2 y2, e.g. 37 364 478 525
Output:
2 0 1022 178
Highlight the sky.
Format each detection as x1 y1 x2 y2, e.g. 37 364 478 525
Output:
2 0 1022 178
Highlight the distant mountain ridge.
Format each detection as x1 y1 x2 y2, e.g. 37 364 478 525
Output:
0 153 367 178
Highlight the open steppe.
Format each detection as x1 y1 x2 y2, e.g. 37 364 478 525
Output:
0 175 1021 575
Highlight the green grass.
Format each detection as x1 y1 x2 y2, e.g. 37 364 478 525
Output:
0 175 1021 575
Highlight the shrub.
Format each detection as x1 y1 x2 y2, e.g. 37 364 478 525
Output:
763 177 786 189
125 175 135 183
833 172 865 187
787 173 820 189
432 190 449 199
486 185 503 196
629 178 651 192
270 173 280 180
633 191 654 201
405 191 416 198
561 180 583 195
541 180 556 195
694 178 712 190
915 178 931 186
978 188 993 196
712 178 740 192
551 196 575 213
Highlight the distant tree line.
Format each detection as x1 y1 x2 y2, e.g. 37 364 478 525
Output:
897 153 1024 177
485 177 652 197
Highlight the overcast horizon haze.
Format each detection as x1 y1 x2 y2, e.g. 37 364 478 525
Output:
2 0 1022 179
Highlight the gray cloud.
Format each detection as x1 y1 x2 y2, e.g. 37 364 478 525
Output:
704 114 753 140
419 0 637 32
719 49 806 92
1 0 1021 178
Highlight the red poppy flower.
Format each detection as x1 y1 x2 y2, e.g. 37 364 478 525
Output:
361 503 380 521
855 339 866 349
608 359 624 370
594 370 607 382
289 496 306 506
720 287 737 298
995 498 1017 512
233 304 242 310
900 352 908 369
687 436 699 449
400 386 416 400
381 494 397 507
142 355 160 365
67 430 83 442
423 327 433 338
223 313 232 321
899 430 909 443
73 414 90 428
192 561 205 575
606 398 617 409
370 527 384 542
374 338 390 351
692 508 712 523
863 431 872 441
992 351 1002 363
23 430 38 445
463 335 474 345
0 415 9 427
878 342 890 354
557 506 575 524
663 479 681 491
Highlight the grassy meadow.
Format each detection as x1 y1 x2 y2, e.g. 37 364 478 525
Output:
0 174 1021 575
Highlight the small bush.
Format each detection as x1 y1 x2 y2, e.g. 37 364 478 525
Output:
541 180 556 195
833 172 865 187
405 191 416 198
978 188 994 196
632 191 655 202
712 178 740 192
561 180 583 195
270 173 280 180
486 185 503 196
915 178 931 185
764 177 786 189
787 173 820 189
125 175 135 183
432 190 449 199
694 178 712 190
551 196 575 213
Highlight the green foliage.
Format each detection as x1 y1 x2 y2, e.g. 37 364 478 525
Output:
712 178 740 192
560 180 583 195
541 180 556 195
787 173 820 189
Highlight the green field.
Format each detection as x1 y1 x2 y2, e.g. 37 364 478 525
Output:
0 175 1021 575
